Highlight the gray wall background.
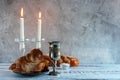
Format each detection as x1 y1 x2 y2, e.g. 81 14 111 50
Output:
0 0 120 64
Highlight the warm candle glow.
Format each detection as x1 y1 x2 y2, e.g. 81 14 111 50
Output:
21 8 23 17
39 12 41 19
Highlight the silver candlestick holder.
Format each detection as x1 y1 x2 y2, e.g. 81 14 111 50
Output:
15 38 45 56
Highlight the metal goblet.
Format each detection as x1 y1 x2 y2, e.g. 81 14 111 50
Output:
49 41 60 76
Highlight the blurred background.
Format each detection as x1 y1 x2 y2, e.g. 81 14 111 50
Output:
0 0 120 64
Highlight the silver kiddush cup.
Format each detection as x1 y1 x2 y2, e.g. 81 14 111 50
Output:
49 41 60 76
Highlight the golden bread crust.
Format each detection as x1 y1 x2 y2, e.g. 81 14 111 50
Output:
9 49 79 73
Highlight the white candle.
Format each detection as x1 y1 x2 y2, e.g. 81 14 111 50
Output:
36 12 42 48
20 8 24 41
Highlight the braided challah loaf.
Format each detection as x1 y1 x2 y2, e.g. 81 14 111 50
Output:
57 55 79 67
9 49 49 73
9 49 79 73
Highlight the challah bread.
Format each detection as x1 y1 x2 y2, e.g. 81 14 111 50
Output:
67 56 79 67
42 54 53 66
57 55 79 67
9 49 49 73
9 49 79 74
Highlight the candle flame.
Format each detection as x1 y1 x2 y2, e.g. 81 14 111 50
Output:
21 8 23 17
39 12 41 19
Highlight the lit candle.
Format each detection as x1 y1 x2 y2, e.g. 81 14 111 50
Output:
20 8 24 41
36 12 42 48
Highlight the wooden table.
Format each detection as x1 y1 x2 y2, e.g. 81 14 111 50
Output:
0 63 120 80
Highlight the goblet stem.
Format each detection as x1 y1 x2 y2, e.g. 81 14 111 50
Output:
49 60 59 76
53 60 56 73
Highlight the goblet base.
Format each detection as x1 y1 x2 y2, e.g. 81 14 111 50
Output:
49 71 60 76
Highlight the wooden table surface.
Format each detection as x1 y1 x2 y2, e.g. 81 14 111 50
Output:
0 63 120 80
